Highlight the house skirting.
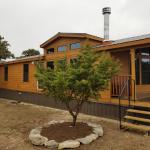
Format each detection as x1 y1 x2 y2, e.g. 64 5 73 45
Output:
0 88 128 120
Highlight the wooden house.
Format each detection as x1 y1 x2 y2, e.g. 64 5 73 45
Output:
0 32 150 133
0 32 150 101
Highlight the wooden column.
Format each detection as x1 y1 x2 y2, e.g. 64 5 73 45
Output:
130 48 136 100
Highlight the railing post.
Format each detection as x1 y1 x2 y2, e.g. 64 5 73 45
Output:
133 79 136 102
119 96 122 129
128 77 131 107
130 48 136 100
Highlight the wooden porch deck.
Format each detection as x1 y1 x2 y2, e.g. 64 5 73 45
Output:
100 98 150 108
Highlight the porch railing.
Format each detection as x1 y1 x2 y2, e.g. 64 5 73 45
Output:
118 77 136 129
111 75 131 98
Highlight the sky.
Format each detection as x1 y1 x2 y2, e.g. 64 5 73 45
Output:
0 0 150 57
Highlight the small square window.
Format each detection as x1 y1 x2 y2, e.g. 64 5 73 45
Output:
47 48 54 54
47 61 54 69
58 45 67 52
70 58 77 64
70 43 81 50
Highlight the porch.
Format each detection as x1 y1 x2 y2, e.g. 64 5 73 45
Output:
100 97 150 108
110 46 150 101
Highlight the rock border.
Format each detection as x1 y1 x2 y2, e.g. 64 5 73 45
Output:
29 120 103 149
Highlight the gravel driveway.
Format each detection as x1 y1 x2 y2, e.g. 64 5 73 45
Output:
0 98 149 150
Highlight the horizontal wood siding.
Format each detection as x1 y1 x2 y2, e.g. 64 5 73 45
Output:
0 62 38 92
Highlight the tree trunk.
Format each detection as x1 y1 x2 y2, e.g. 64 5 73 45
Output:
71 114 77 127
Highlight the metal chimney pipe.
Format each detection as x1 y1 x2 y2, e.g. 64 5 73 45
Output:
102 7 111 40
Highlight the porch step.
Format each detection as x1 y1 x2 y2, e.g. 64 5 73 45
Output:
133 103 150 109
124 115 150 124
122 122 150 133
127 109 150 115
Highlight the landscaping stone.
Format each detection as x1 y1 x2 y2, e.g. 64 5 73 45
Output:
76 133 98 144
47 120 59 125
93 126 103 136
30 127 42 135
29 134 48 146
58 140 80 149
44 140 58 148
29 121 103 149
87 122 102 128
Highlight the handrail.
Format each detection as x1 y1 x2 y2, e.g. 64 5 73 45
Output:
118 78 129 129
111 75 130 97
118 77 136 129
132 79 136 102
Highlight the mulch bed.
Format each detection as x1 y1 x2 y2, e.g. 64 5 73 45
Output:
41 122 92 142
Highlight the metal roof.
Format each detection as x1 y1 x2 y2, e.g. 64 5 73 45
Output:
112 34 150 44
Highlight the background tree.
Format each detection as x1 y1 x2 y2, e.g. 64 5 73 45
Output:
36 46 120 126
0 35 14 61
22 49 40 57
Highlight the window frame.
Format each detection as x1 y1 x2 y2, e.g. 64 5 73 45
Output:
70 42 81 50
47 61 54 70
4 65 8 81
23 64 29 82
70 57 78 64
57 45 67 52
47 48 55 54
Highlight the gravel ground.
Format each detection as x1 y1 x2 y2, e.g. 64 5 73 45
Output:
0 98 149 150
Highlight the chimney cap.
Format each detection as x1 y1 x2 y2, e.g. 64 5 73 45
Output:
102 7 111 14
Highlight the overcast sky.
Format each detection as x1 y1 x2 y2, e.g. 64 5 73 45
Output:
0 0 150 56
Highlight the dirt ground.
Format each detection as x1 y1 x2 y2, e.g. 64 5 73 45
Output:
0 98 149 150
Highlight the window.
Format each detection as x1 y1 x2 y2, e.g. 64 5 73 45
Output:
142 57 150 84
47 61 54 69
37 61 44 69
47 48 54 54
57 59 66 70
58 59 65 65
70 43 81 50
70 58 77 64
57 45 67 52
4 65 8 81
135 48 150 84
23 64 29 82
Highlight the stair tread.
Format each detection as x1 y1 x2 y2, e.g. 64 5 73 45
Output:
127 109 150 115
133 103 150 108
124 115 150 123
122 122 150 131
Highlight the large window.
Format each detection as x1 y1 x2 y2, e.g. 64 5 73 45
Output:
70 43 81 50
136 48 150 84
23 64 29 82
47 61 54 69
57 45 67 52
47 48 54 54
141 57 150 84
4 65 8 81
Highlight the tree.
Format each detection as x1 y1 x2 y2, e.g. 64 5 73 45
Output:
35 46 120 126
0 35 14 60
22 49 40 57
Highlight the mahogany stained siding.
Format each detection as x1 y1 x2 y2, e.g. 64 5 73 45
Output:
0 62 38 92
44 37 102 63
0 36 102 93
111 50 130 76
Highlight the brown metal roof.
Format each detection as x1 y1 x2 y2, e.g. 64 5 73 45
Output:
0 55 44 66
94 34 150 51
40 32 104 48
